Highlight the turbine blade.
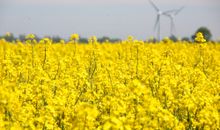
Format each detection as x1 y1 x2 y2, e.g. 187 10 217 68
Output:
163 9 178 15
149 0 159 12
175 6 184 15
163 12 171 17
154 15 160 31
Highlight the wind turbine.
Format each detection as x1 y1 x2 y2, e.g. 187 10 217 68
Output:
163 7 184 36
149 0 165 41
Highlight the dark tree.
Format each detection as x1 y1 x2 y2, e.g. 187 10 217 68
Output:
192 27 212 41
52 36 62 43
3 33 15 42
110 38 121 43
79 37 88 43
18 34 26 42
169 35 178 42
181 37 191 42
98 36 110 43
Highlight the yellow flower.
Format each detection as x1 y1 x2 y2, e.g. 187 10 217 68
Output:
195 32 206 43
25 34 35 40
127 35 134 41
0 34 219 129
40 38 52 45
5 32 11 37
70 33 79 41
89 36 97 43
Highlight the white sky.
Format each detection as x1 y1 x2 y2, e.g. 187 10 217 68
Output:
0 0 220 40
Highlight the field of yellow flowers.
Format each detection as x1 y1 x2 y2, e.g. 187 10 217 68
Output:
0 34 219 130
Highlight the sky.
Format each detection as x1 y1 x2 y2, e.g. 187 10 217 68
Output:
0 0 220 40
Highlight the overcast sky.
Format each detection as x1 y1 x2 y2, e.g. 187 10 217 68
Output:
0 0 220 40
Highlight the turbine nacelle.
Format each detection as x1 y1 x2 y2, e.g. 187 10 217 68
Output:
158 11 163 15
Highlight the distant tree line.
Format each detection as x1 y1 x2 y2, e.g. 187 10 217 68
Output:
147 27 214 43
0 27 217 43
0 34 122 43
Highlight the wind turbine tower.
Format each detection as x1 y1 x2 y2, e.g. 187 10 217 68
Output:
149 0 165 41
164 7 184 36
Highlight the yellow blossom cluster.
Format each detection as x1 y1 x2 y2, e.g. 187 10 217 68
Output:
195 32 206 43
0 36 219 130
70 34 80 42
